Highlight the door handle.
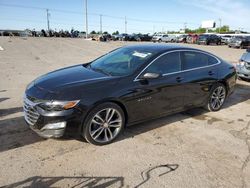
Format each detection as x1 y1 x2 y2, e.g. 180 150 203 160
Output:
208 71 215 76
176 77 183 82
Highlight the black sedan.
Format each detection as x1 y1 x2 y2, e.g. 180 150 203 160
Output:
197 34 221 45
24 44 236 145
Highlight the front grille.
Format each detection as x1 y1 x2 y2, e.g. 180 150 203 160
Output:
23 96 40 126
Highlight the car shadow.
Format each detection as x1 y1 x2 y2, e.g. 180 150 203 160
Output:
2 175 124 188
118 81 250 142
0 116 45 153
223 82 250 108
0 107 23 118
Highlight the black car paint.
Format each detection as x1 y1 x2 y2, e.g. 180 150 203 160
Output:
197 35 221 45
25 45 236 137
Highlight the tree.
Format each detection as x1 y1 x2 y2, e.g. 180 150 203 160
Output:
90 30 96 34
215 25 230 33
112 31 119 35
103 31 109 34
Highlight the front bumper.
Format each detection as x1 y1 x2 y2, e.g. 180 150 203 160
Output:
23 95 83 138
236 65 250 79
228 43 241 48
29 122 66 138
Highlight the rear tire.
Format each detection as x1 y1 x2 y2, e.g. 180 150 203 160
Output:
82 102 125 145
204 83 227 112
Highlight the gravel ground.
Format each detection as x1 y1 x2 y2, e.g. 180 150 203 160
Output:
0 37 249 188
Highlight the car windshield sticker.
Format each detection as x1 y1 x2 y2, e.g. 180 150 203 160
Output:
132 52 151 58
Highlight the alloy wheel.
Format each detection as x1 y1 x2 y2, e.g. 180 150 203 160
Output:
89 108 122 143
209 86 226 110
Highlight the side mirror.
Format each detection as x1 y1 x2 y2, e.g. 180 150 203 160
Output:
141 72 161 79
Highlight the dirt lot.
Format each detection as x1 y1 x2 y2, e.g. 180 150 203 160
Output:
0 37 250 188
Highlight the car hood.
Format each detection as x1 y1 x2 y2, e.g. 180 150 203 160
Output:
34 64 109 93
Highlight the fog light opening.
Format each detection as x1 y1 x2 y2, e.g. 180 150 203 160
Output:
42 122 66 130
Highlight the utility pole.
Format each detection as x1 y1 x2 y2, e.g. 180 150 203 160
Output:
46 9 50 31
125 16 127 33
184 22 187 33
218 18 221 33
100 14 102 34
85 0 88 38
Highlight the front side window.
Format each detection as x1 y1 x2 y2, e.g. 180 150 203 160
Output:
181 51 211 70
145 52 181 74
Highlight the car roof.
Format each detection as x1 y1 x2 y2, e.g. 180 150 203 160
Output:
123 44 218 59
123 44 203 53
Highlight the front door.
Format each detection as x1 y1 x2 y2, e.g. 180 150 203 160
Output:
124 51 185 123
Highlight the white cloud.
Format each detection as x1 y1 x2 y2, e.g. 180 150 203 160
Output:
177 0 250 30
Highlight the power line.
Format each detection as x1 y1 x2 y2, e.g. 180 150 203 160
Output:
0 3 199 26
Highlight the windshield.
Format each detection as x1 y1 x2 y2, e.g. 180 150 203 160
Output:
241 52 250 63
199 35 208 39
88 48 155 76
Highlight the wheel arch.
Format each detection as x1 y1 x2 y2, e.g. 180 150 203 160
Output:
81 98 129 131
217 80 229 95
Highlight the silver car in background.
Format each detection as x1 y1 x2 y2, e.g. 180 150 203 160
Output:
236 49 250 81
152 34 176 42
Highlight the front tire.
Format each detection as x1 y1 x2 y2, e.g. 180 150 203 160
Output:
82 102 125 145
205 83 227 112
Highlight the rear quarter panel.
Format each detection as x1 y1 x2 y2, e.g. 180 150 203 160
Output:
217 60 237 95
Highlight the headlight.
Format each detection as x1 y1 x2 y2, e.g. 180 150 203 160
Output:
237 61 245 66
38 100 80 111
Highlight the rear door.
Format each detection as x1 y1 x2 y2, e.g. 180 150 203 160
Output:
180 51 219 108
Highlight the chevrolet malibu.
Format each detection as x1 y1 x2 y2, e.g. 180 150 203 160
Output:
23 44 236 145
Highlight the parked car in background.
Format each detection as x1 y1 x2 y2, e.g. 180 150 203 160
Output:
98 34 112 41
128 34 152 41
236 48 250 81
186 34 199 44
137 34 153 41
176 34 188 43
112 33 129 41
221 35 232 45
197 34 221 45
23 44 236 145
152 34 175 42
228 36 250 49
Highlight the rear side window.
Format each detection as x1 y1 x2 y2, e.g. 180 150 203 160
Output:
181 51 209 70
146 52 181 74
208 55 219 65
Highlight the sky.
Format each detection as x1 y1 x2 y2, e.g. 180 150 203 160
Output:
0 0 250 34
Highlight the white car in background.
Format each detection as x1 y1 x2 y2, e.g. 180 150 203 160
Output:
152 34 176 43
